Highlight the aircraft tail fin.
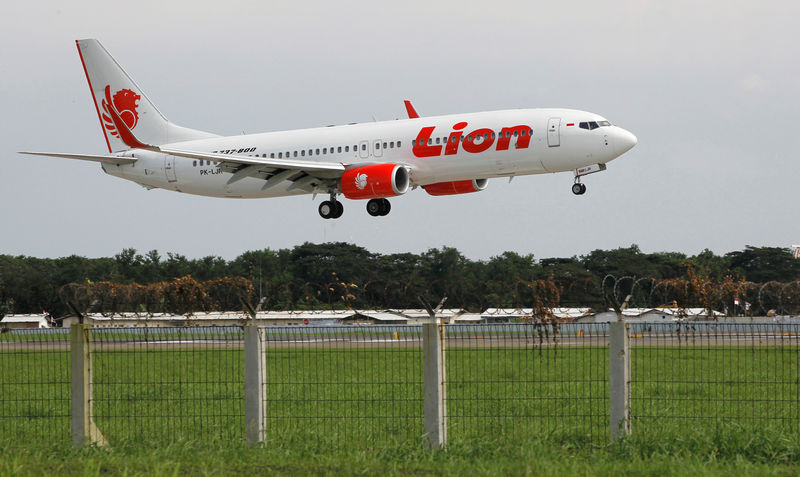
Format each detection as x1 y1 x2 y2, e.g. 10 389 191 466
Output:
76 39 217 153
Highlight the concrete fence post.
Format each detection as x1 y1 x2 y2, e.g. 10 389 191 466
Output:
423 320 446 449
244 323 266 445
70 324 106 446
609 321 631 440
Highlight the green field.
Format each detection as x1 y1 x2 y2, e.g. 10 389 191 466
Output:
2 336 800 474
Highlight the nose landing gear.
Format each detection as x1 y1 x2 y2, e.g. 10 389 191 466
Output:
572 163 606 196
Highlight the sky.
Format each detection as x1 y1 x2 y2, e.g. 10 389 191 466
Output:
1 0 798 261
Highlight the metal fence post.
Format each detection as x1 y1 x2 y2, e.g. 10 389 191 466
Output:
244 323 266 445
70 324 106 446
609 321 631 439
423 320 446 449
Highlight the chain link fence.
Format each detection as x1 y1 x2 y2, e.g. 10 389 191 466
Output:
0 329 71 444
2 322 799 449
260 326 424 449
446 324 609 444
630 322 800 436
91 327 244 445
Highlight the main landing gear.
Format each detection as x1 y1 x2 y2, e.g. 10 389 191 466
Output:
318 195 344 219
366 198 391 217
572 182 587 195
318 196 392 219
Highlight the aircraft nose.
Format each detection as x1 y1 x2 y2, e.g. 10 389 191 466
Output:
614 127 637 155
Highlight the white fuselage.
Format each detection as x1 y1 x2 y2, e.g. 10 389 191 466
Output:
102 108 636 199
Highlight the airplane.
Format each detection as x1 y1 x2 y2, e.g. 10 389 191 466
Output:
21 39 637 219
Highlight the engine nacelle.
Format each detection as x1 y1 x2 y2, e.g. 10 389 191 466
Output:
341 164 409 200
423 179 488 196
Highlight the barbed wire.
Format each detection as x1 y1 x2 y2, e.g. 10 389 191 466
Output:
41 275 800 317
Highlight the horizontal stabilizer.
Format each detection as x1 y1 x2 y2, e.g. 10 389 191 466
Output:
19 151 137 165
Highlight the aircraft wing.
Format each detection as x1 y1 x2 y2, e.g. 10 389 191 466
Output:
158 147 345 173
19 151 137 165
101 93 348 191
157 147 347 191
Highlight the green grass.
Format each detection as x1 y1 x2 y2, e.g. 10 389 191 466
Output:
1 430 799 476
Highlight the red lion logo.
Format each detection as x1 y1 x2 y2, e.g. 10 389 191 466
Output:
101 85 140 137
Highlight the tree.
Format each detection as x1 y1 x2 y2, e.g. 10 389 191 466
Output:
726 246 800 283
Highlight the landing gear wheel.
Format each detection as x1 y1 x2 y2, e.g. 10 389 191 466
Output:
366 199 383 217
320 200 344 219
572 183 586 195
319 201 334 219
379 198 391 216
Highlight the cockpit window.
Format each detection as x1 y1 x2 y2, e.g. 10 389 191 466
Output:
579 120 611 130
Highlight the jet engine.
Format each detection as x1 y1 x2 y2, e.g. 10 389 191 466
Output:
341 164 409 200
423 179 488 196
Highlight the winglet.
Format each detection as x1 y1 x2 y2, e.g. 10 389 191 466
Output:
404 100 420 119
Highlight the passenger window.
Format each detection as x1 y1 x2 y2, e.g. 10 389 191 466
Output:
293 151 298 157
301 150 305 156
390 141 394 148
270 153 275 158
521 130 526 136
193 160 197 167
338 146 342 153
397 141 401 147
345 146 349 152
278 152 283 158
435 138 439 145
323 148 327 154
